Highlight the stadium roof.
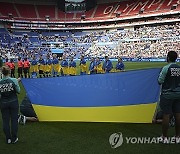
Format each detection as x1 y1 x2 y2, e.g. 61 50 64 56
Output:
0 0 127 5
0 0 57 5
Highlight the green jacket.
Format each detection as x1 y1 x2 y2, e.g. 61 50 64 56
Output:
158 63 180 99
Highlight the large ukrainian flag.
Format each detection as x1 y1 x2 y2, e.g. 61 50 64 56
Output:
22 68 160 123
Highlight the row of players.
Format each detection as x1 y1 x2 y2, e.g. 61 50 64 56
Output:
5 55 125 78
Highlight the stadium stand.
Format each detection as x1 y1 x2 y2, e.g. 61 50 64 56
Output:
0 21 180 60
36 5 55 19
0 2 18 17
0 0 180 21
15 4 37 19
0 0 179 61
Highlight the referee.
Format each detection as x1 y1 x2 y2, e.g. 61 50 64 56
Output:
158 51 180 143
0 66 20 144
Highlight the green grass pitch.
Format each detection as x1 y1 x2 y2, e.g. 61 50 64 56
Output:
0 62 180 154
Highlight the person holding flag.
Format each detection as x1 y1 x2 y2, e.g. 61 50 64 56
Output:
103 56 113 73
17 57 23 78
89 57 96 74
38 55 45 78
116 57 125 72
69 57 76 76
23 57 30 78
0 66 20 144
45 55 52 77
30 56 38 78
52 54 60 77
95 57 104 74
158 51 180 143
79 55 87 75
60 56 68 76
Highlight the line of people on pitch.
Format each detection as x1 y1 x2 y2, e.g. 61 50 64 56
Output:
5 57 30 78
4 55 125 78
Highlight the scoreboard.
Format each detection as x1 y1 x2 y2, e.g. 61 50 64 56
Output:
65 0 86 12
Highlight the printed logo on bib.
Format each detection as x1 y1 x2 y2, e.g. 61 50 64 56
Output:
171 68 180 77
0 83 14 93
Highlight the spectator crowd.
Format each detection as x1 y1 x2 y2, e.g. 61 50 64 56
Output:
0 23 180 60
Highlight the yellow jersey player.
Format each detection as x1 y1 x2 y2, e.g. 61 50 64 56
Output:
30 56 39 78
60 56 68 76
69 57 76 76
89 57 96 74
52 54 60 77
95 57 104 74
79 55 87 75
38 55 45 78
45 55 52 77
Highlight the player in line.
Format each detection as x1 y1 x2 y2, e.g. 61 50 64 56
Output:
5 55 124 78
30 56 39 78
69 57 77 76
52 54 60 77
60 56 68 76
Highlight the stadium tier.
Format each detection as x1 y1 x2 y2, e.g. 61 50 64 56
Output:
0 0 180 60
0 0 180 21
0 21 180 60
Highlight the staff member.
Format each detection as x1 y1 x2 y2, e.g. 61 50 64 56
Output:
9 59 15 78
0 66 20 144
23 57 30 78
5 58 10 68
17 57 23 78
158 51 180 143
